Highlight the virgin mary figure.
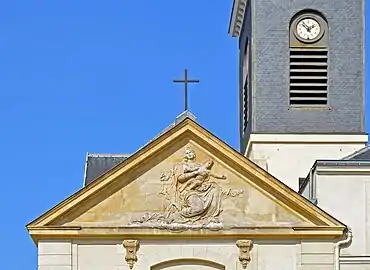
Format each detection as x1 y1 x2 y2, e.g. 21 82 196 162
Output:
165 147 227 225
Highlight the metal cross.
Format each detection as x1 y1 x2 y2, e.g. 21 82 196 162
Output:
173 69 200 111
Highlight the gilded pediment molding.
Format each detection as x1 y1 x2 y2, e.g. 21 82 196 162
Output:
26 118 346 244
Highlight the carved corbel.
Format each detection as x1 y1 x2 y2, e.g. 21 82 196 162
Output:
236 240 253 269
123 240 140 269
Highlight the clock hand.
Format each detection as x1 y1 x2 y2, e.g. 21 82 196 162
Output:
308 25 316 31
302 22 309 30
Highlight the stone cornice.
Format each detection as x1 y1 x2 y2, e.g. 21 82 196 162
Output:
27 226 345 244
340 256 370 264
228 0 248 37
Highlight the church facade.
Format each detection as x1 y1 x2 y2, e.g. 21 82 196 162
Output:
28 0 370 269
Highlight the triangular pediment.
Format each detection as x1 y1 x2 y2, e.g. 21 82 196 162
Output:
27 118 345 242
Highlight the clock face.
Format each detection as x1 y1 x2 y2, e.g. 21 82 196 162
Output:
296 18 321 42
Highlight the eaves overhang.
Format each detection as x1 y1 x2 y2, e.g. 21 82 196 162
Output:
315 160 370 167
228 0 248 37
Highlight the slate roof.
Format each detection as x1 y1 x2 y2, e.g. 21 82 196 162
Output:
84 154 129 186
341 145 370 161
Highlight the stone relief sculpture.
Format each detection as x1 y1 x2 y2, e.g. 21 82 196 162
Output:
130 147 244 231
123 240 140 269
236 240 253 269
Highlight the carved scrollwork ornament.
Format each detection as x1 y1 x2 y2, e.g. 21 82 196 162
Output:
123 240 140 269
236 240 253 269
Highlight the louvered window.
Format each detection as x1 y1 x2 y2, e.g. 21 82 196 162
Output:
289 48 328 106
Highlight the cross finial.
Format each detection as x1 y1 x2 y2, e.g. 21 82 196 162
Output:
173 69 200 111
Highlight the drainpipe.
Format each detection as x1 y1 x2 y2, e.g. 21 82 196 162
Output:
334 227 353 270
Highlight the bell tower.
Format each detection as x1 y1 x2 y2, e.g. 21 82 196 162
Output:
229 0 367 190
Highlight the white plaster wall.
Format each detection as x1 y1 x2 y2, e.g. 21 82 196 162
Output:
340 257 370 270
315 173 370 256
341 265 370 270
76 240 119 270
300 240 335 270
64 238 338 270
38 240 72 270
246 134 367 191
135 239 238 269
254 240 299 270
72 239 240 270
36 238 341 270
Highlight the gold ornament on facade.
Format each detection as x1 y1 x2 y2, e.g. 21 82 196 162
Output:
123 240 140 269
236 239 253 269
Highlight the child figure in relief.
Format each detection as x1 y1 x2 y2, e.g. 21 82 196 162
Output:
178 158 227 193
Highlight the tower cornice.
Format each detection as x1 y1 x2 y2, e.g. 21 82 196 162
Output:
228 0 248 37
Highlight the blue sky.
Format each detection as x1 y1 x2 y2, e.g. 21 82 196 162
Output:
0 1 238 268
0 1 368 269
